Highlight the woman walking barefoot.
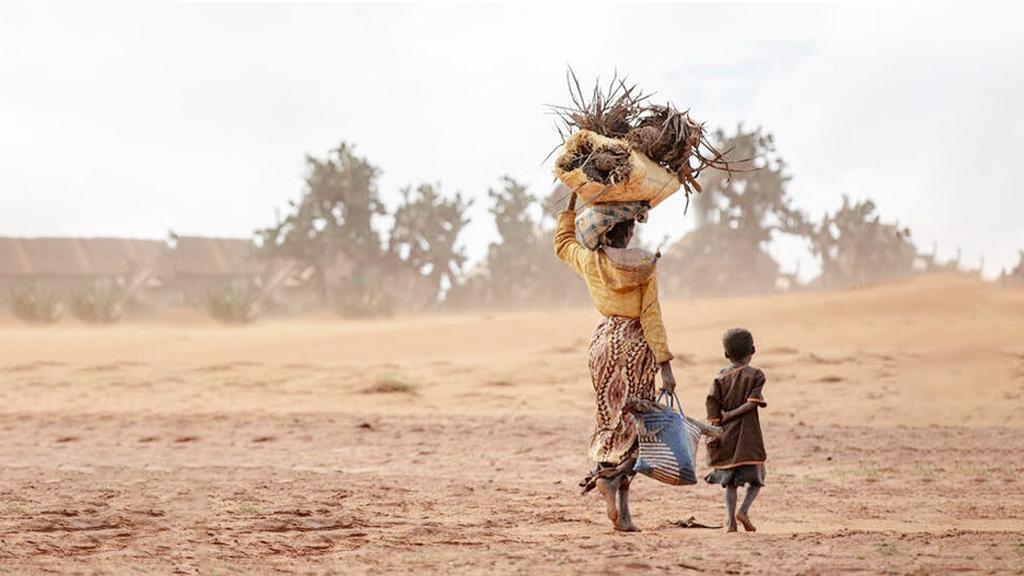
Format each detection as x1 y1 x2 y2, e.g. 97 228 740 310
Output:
554 192 676 532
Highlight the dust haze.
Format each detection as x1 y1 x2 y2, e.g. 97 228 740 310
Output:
1 2 1023 575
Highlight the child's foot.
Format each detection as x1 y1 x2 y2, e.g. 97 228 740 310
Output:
726 522 738 533
735 510 757 532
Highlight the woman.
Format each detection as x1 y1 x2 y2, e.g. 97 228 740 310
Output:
554 192 675 532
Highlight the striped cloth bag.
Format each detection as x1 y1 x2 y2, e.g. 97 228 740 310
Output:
633 391 700 485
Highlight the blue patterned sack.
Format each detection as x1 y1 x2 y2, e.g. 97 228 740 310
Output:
633 391 698 485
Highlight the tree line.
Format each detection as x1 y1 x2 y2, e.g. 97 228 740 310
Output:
4 125 1010 325
256 126 983 316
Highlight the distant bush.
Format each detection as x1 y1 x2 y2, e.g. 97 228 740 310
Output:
10 286 63 324
331 262 397 317
1001 251 1024 286
70 279 126 324
335 293 391 315
207 280 261 324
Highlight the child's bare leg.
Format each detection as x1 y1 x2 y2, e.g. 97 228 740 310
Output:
724 486 738 532
615 474 639 532
736 486 760 532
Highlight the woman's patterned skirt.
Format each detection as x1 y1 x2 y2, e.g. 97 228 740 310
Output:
586 316 658 465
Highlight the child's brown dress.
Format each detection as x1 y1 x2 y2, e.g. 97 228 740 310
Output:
704 364 767 486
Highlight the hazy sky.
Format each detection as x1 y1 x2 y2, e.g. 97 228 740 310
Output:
2 1 1022 279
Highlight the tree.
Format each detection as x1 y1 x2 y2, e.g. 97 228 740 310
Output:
810 196 918 288
255 143 385 310
447 179 584 309
660 126 810 295
387 183 472 310
483 177 548 304
1001 251 1024 286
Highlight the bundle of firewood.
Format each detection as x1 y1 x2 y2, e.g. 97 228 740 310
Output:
550 70 731 209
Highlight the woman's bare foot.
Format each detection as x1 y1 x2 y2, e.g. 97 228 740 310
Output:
726 523 738 533
596 477 619 526
735 510 757 532
614 479 640 532
615 517 640 532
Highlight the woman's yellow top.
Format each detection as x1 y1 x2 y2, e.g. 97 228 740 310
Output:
554 211 673 364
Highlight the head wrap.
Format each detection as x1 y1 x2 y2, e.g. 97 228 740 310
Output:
574 201 650 250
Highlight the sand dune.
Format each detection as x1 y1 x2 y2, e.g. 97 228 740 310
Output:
1 275 1022 574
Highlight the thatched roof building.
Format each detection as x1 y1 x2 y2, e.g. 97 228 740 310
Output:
0 237 166 278
160 236 264 279
0 234 344 313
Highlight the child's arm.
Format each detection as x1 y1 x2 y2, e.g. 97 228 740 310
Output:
720 401 759 424
721 370 767 423
705 379 723 425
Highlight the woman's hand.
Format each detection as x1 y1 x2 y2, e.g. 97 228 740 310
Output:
659 361 676 395
566 191 577 212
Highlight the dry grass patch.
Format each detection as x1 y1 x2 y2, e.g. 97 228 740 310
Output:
363 377 418 395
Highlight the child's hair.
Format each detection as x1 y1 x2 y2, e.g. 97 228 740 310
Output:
723 327 755 361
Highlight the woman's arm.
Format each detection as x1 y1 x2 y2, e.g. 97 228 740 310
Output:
639 276 672 364
659 362 676 394
553 193 588 275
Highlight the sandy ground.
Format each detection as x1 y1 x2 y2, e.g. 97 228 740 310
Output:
1 275 1023 574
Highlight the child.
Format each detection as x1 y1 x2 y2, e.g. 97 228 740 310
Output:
705 328 767 532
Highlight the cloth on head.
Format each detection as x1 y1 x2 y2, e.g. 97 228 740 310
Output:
575 201 650 250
